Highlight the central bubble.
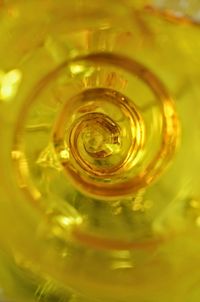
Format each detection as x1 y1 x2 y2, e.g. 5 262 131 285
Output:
81 113 121 159
83 127 106 155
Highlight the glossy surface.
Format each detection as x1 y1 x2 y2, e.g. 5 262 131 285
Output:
0 1 200 302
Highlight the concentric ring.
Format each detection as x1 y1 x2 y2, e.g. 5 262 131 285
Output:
12 52 179 201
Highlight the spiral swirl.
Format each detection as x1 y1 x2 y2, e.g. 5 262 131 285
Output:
12 52 179 202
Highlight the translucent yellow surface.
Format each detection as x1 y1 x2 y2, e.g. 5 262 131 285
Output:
0 1 200 302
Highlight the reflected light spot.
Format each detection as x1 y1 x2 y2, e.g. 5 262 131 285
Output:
70 64 94 77
60 149 69 160
0 69 22 101
59 216 82 227
70 64 85 75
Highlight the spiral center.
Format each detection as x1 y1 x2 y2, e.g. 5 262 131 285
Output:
53 87 147 185
81 113 121 159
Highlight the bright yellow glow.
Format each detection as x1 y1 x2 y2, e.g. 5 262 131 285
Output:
0 69 22 101
60 149 69 160
190 199 200 209
61 217 74 226
70 64 85 75
59 216 82 227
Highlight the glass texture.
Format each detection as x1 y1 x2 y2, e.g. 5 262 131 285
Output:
0 1 200 301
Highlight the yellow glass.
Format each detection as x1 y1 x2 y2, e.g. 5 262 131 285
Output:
0 0 200 301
